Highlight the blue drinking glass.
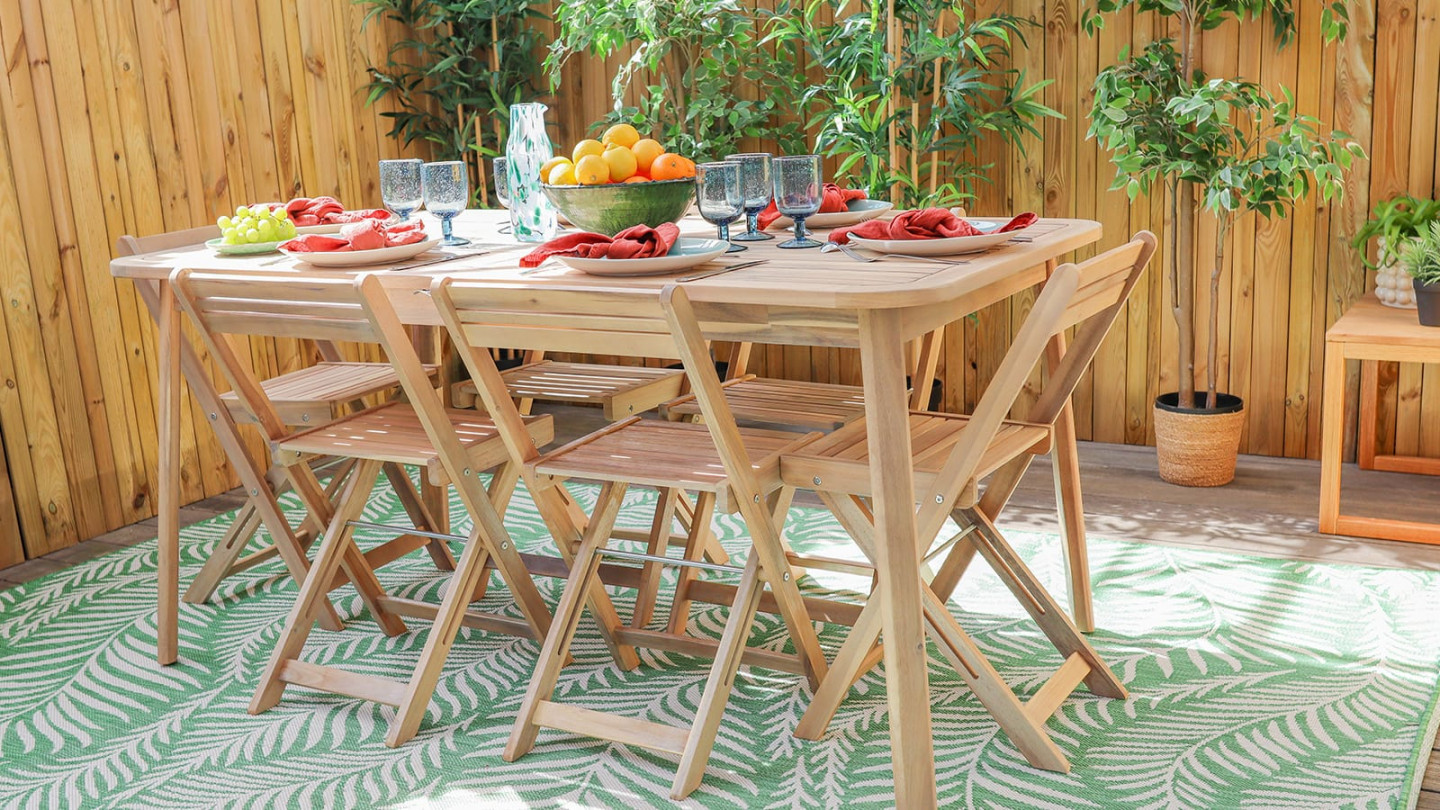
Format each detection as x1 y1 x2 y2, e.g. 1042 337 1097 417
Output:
379 159 423 221
421 160 470 247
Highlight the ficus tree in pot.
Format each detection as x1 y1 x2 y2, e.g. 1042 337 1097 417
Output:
1086 0 1360 486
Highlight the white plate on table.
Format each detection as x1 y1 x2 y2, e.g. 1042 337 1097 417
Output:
282 238 441 268
557 238 729 277
847 219 1022 256
770 199 894 230
295 215 401 235
206 238 283 255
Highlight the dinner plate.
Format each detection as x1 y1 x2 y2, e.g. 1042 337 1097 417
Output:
769 199 894 230
557 238 729 277
847 219 1020 256
282 239 441 268
206 238 284 256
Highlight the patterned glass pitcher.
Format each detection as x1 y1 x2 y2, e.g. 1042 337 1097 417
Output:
505 102 558 242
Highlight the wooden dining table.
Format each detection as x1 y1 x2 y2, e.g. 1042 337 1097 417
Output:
111 208 1101 808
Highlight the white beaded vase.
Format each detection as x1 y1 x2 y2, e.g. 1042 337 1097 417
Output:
1375 237 1418 309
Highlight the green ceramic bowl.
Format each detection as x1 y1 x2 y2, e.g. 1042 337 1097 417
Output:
542 179 695 235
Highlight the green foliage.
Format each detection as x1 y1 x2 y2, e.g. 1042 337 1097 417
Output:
1352 195 1440 271
769 0 1057 208
544 0 808 160
1081 0 1348 46
1399 221 1440 285
360 0 547 161
1091 47 1357 222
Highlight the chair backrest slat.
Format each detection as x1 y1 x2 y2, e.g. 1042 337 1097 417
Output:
115 225 218 257
440 281 679 360
173 270 376 345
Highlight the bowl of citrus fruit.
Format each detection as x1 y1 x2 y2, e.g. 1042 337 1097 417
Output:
540 124 697 236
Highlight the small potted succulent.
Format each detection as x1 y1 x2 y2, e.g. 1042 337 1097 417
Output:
1399 221 1440 327
1352 195 1440 308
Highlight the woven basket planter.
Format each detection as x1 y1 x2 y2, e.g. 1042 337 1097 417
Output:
1153 393 1246 487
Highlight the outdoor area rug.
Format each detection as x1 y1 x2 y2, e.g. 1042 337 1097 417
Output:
2 476 1438 809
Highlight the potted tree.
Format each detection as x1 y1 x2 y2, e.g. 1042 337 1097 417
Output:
1400 222 1440 327
1352 195 1440 308
1087 3 1359 487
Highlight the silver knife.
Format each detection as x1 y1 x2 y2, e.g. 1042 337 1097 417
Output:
678 258 769 282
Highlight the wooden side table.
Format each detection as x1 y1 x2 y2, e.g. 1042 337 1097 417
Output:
1320 294 1440 543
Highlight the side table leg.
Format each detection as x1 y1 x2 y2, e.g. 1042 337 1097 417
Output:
1319 341 1346 535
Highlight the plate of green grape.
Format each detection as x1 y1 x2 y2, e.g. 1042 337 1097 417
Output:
209 205 300 255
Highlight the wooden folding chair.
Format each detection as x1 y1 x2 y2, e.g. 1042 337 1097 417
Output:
780 233 1155 772
119 228 441 606
171 269 556 747
430 278 828 799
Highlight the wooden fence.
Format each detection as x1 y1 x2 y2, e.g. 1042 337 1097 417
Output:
0 0 1434 561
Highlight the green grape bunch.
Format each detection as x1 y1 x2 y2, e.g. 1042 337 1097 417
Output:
217 205 299 245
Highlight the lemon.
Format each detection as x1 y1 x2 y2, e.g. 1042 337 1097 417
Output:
574 154 610 185
539 156 572 182
601 123 641 149
572 139 605 162
548 162 578 186
630 139 664 175
602 145 638 182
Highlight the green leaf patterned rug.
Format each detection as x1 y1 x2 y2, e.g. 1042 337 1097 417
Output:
2 477 1438 809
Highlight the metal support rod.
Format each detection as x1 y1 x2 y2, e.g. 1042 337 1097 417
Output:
595 547 743 575
922 524 977 565
347 520 468 544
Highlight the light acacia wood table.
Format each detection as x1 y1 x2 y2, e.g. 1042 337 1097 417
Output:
112 209 1100 807
1320 294 1440 543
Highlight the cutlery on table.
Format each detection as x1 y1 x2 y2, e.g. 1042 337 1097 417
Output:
821 242 968 266
678 258 769 282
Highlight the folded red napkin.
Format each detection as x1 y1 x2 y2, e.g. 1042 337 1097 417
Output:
280 219 427 252
828 209 1037 244
758 184 869 230
519 223 681 268
278 196 390 227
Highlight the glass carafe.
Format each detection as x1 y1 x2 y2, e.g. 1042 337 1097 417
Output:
505 103 559 242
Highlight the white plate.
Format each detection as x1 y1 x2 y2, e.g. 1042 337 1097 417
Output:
206 238 283 255
770 199 894 229
283 239 441 268
557 238 729 277
847 219 1021 256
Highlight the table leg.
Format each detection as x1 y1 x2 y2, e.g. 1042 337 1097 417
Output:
858 308 937 809
157 282 181 666
1319 340 1346 534
1357 359 1377 470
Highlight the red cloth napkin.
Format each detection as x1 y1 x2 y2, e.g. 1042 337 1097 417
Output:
828 209 1037 244
758 184 869 230
519 223 681 268
278 196 389 227
280 219 427 252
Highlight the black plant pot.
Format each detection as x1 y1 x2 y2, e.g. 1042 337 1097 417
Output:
1416 279 1440 327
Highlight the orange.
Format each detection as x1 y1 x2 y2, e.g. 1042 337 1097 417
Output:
602 145 638 182
572 139 605 162
649 152 691 181
601 123 641 149
574 153 609 185
539 156 572 182
630 138 664 174
547 162 578 186
623 175 650 183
